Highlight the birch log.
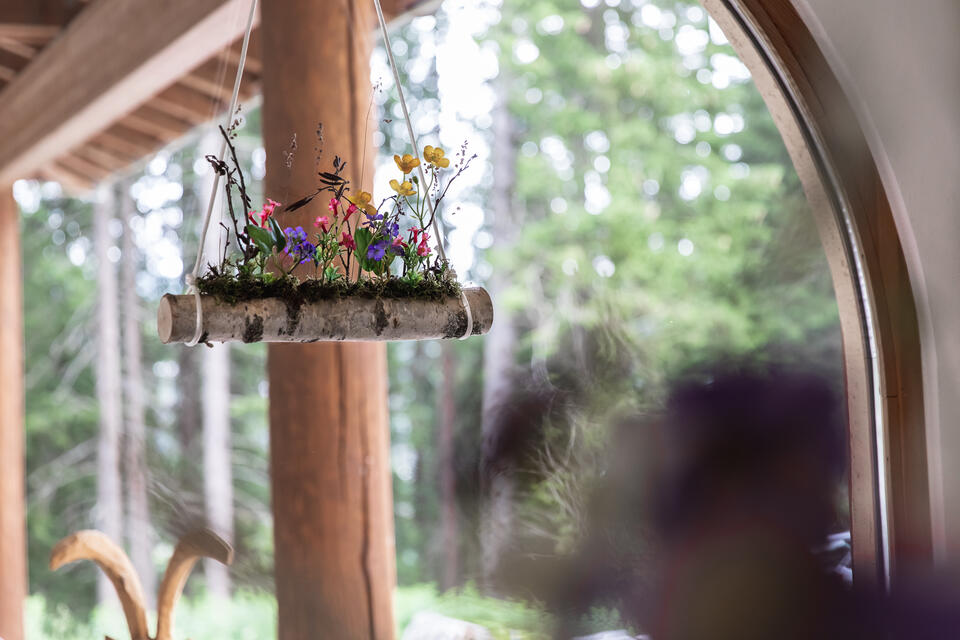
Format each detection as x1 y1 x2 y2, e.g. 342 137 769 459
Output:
157 287 494 344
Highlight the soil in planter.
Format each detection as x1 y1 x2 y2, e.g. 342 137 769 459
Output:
196 272 463 307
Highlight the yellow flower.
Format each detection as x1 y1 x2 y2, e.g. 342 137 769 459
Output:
347 190 378 216
423 145 450 168
390 179 416 197
394 153 421 174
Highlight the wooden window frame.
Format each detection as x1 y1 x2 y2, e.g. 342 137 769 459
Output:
700 0 931 586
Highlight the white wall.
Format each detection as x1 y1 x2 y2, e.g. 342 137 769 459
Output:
792 0 960 559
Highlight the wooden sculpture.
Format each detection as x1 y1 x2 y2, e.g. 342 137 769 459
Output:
50 528 234 640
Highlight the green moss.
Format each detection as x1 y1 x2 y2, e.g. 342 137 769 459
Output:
196 272 462 306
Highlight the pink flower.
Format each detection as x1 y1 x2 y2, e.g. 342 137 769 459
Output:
339 231 356 251
249 198 281 227
417 231 431 257
345 203 358 222
328 197 339 213
391 236 408 255
314 216 330 233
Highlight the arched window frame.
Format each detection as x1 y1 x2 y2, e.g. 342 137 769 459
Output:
700 0 931 586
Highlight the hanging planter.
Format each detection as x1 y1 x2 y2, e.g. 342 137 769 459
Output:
161 0 493 346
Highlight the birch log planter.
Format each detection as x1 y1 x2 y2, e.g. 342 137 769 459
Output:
158 286 493 344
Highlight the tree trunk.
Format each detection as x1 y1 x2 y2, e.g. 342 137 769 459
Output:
0 187 26 640
94 182 124 605
261 0 395 637
120 178 156 609
480 77 519 588
438 342 459 590
177 347 201 480
198 127 234 599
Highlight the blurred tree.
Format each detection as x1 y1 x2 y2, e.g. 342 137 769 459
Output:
120 176 156 608
92 183 124 605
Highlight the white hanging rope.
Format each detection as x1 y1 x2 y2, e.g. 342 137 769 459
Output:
184 0 259 347
371 0 474 339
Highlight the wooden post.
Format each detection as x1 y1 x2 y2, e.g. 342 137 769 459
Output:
0 186 25 640
260 1 396 639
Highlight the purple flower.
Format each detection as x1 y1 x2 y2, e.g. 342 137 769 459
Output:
385 221 400 238
367 238 388 262
298 242 316 264
283 227 316 264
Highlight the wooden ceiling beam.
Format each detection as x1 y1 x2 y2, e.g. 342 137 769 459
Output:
54 156 104 185
59 152 112 180
121 106 194 141
83 140 140 166
0 37 35 60
0 24 60 43
104 123 164 151
92 131 154 161
43 162 95 193
152 84 226 124
0 0 261 185
72 145 130 173
179 58 252 101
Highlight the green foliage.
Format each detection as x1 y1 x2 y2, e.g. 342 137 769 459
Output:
394 584 551 639
22 192 100 614
25 592 276 640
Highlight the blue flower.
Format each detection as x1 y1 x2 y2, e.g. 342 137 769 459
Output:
367 239 388 262
385 221 400 238
298 242 316 264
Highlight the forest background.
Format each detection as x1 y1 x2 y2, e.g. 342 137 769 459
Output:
20 0 843 637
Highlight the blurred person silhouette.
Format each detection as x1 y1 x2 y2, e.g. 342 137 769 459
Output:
488 359 960 639
645 364 861 640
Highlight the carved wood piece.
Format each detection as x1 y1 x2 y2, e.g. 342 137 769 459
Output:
50 530 150 640
51 528 233 640
155 529 233 640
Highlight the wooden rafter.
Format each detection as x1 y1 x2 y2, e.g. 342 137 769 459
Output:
0 24 60 43
152 84 226 125
180 58 255 102
121 106 195 141
73 145 129 173
0 37 35 60
92 131 154 161
0 0 262 185
0 0 436 191
57 154 110 183
73 145 129 174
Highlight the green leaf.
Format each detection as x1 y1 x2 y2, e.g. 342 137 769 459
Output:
268 216 286 253
354 227 375 270
245 224 274 255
